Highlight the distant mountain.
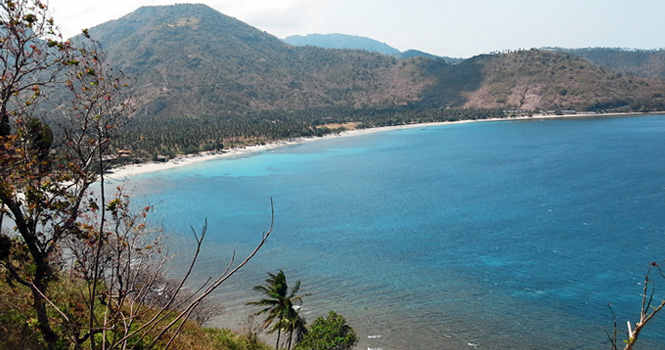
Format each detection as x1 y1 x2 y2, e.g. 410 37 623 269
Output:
398 50 462 64
283 33 462 63
83 5 665 129
545 47 665 80
284 33 401 55
88 4 434 119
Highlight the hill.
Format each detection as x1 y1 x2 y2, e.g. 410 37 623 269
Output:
398 49 462 64
89 4 434 119
283 33 401 55
546 47 665 80
77 4 665 157
283 33 461 63
422 49 665 111
89 4 665 114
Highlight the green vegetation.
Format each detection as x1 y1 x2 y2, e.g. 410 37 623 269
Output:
0 279 272 350
295 312 358 350
113 106 509 159
247 272 358 350
248 271 308 350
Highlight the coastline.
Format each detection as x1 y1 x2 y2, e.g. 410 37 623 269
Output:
105 111 660 180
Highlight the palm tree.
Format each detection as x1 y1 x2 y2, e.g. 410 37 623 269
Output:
282 304 307 350
247 270 307 349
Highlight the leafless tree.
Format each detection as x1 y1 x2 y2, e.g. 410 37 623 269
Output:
605 264 665 350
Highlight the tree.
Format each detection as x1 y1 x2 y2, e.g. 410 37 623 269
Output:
0 0 71 137
606 264 665 350
295 311 358 350
0 1 274 349
280 303 308 350
0 1 115 347
248 270 307 350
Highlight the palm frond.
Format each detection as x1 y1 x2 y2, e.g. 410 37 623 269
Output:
247 270 307 347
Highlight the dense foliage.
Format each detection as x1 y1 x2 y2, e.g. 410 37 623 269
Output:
294 312 358 350
114 106 509 159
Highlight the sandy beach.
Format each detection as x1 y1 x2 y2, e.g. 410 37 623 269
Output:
105 111 657 180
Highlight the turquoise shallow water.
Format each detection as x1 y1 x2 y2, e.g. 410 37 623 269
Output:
125 115 665 349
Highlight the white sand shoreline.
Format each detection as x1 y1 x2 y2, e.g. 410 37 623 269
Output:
105 111 661 180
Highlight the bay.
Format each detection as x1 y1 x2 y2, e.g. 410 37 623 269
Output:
124 115 665 350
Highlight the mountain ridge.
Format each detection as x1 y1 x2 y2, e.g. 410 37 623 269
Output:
545 47 665 80
283 33 401 55
283 33 463 63
88 4 440 118
87 4 665 116
75 4 665 155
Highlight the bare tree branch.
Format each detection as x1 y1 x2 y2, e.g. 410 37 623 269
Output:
621 265 665 350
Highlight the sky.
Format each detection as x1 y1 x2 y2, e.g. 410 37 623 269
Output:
47 0 665 58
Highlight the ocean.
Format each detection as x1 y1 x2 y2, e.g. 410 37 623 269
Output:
124 115 665 349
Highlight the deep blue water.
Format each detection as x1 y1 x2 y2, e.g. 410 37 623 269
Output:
124 115 665 350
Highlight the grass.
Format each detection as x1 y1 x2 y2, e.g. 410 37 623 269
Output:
0 277 271 350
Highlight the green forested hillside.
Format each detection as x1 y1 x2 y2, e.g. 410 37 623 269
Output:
81 4 665 159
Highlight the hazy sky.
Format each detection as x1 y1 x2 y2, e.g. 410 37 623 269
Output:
48 0 664 58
